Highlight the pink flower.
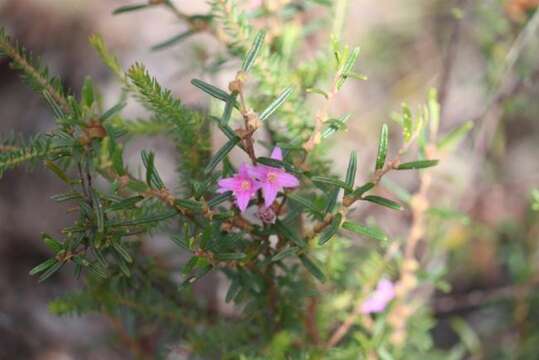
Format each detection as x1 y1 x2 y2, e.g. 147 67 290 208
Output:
217 164 260 212
361 279 395 314
250 147 300 208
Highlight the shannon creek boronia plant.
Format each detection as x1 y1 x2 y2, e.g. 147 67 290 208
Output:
0 0 478 356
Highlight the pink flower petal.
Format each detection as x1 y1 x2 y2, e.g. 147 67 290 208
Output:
218 177 239 192
238 163 251 177
276 172 299 188
360 279 395 314
262 183 278 208
377 279 395 299
361 295 387 314
270 146 283 161
235 191 251 212
248 165 267 180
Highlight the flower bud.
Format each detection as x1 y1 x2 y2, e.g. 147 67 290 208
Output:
257 206 276 224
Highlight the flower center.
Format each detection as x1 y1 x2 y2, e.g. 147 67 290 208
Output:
267 172 278 183
240 180 251 190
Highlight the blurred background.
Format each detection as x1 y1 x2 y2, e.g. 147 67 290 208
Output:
1 0 538 358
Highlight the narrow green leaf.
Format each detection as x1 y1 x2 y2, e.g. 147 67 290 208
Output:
74 263 82 279
299 255 326 283
45 160 71 184
345 71 368 81
322 114 351 138
381 178 412 203
100 101 126 121
401 104 413 142
90 189 105 233
397 159 439 170
191 79 232 104
375 124 389 170
312 176 352 192
151 30 194 51
204 137 240 174
437 121 473 151
111 209 177 226
221 94 237 124
363 195 402 210
107 196 143 212
43 233 63 252
274 220 306 248
318 213 342 245
141 150 164 189
89 34 123 77
225 279 241 303
94 249 108 269
81 77 95 107
310 0 332 5
51 192 82 202
113 4 149 14
341 47 360 74
215 253 246 261
126 179 148 192
212 210 235 220
428 88 440 137
118 260 131 277
345 151 357 195
218 121 240 142
38 261 63 282
256 157 285 168
182 256 200 275
342 221 388 241
271 246 299 262
170 235 191 250
88 261 108 279
428 207 470 224
259 87 293 121
42 91 65 118
257 156 298 174
175 199 203 211
29 258 56 276
113 241 133 263
208 192 233 208
287 193 322 215
325 187 340 213
352 182 375 197
306 88 329 99
241 30 266 72
378 347 395 360
451 318 481 354
337 47 360 89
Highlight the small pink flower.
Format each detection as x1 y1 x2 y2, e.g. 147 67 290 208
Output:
250 147 300 208
361 279 395 314
217 164 260 212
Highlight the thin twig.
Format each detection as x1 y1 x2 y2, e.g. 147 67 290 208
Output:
303 74 339 152
473 8 539 152
434 275 539 315
438 0 467 122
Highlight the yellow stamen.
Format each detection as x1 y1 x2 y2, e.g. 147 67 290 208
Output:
267 172 278 183
240 180 251 190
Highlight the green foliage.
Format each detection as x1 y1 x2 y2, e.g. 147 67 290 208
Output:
127 63 211 189
0 134 57 177
0 1 478 358
0 29 69 114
